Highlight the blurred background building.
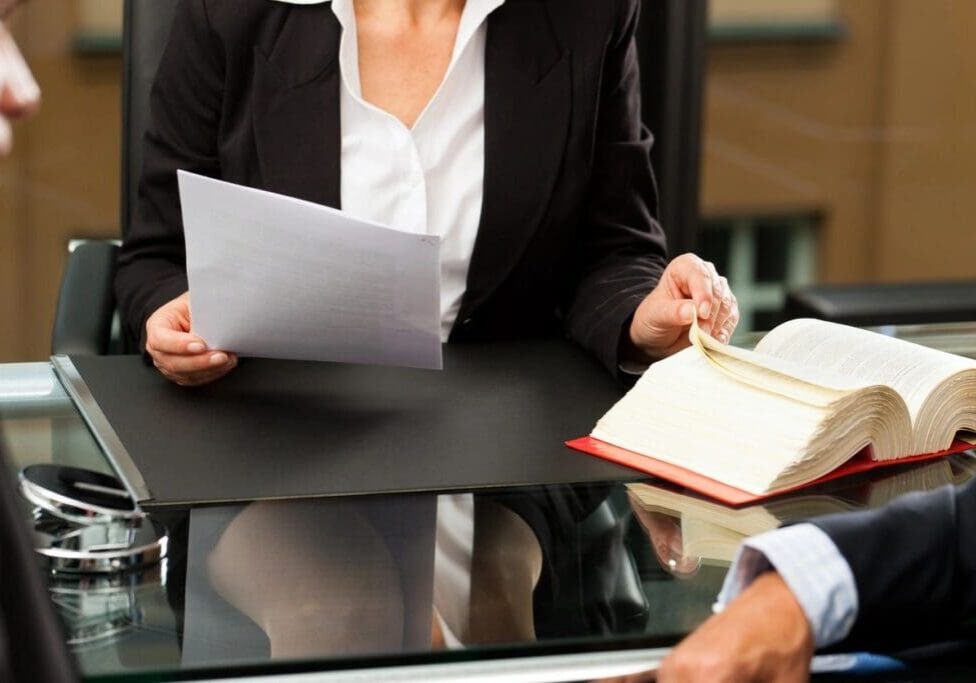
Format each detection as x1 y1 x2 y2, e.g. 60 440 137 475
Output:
2 0 975 360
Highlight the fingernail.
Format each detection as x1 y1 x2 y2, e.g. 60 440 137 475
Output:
699 301 711 318
681 303 696 323
210 352 228 366
718 333 729 344
187 342 205 354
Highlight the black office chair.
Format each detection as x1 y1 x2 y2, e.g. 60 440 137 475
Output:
50 0 709 356
786 280 976 327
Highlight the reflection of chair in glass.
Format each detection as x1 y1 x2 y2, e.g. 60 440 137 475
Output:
495 487 652 640
50 0 711 355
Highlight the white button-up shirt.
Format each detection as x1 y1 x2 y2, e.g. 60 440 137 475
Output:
328 0 504 341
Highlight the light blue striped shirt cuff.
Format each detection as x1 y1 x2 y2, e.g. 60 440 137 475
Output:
714 523 859 648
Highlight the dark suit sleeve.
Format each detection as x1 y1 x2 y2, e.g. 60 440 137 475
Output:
812 479 976 647
564 0 669 374
114 0 224 352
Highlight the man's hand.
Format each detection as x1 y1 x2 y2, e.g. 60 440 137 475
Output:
0 11 41 156
657 572 814 683
629 253 739 361
145 292 237 386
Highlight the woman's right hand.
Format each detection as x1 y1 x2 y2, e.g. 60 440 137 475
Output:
145 292 237 386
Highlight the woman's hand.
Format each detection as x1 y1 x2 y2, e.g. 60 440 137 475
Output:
629 253 739 361
145 292 237 386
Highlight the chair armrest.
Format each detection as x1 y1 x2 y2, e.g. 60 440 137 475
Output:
785 281 976 327
51 241 119 356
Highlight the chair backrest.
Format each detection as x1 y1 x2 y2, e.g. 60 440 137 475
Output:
636 0 708 257
120 0 180 238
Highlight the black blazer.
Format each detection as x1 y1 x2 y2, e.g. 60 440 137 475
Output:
812 478 976 650
114 0 668 375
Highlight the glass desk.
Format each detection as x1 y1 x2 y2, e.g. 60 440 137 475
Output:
4 322 976 682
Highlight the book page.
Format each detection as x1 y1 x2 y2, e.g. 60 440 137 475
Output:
679 517 747 565
755 319 976 423
592 347 831 495
686 322 915 464
689 321 869 404
627 484 782 537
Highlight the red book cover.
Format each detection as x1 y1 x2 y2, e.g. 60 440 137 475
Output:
565 436 972 506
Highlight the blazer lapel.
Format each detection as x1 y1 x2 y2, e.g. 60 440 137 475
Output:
462 1 571 317
252 6 342 208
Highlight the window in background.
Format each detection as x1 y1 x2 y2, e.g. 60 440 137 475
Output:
700 214 818 334
74 0 123 55
709 0 843 42
701 0 976 332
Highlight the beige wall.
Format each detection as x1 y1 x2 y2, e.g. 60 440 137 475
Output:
702 0 976 284
77 0 124 34
1 3 121 361
701 0 887 283
874 1 976 280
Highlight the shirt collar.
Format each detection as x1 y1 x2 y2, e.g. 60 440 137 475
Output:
452 0 506 63
328 0 505 98
272 0 507 51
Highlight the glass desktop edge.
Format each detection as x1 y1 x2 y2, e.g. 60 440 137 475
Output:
50 355 152 503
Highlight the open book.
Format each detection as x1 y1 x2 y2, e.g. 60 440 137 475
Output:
568 318 976 505
628 458 960 566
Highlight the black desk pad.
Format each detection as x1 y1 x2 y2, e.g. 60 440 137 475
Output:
67 341 637 506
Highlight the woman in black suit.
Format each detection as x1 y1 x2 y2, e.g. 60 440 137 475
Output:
116 0 739 386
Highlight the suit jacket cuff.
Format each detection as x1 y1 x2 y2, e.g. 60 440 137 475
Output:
717 523 859 648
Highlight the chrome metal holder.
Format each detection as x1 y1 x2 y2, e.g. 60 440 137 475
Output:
19 464 167 575
35 517 168 575
19 464 145 527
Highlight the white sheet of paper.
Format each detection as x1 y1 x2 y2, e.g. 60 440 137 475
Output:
178 171 442 369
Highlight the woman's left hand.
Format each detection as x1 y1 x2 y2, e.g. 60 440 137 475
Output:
628 253 739 361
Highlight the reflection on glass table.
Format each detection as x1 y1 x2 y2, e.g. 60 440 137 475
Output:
16 460 976 680
3 325 976 680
